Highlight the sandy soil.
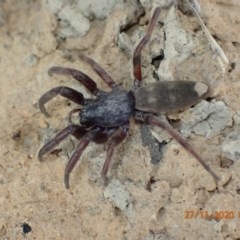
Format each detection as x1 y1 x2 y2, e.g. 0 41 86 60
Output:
1 0 240 239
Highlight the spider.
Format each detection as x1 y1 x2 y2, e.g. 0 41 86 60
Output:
38 7 219 189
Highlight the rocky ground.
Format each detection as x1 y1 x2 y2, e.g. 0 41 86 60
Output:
1 0 240 239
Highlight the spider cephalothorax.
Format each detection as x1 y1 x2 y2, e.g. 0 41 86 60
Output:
38 7 219 189
80 88 135 128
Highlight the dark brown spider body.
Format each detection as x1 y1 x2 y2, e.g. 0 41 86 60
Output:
38 7 219 189
80 88 135 128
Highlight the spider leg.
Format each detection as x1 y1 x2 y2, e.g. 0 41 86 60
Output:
101 123 129 186
79 53 117 88
38 86 84 117
48 67 99 94
64 134 91 189
64 127 107 189
133 7 161 86
135 113 220 181
38 124 87 161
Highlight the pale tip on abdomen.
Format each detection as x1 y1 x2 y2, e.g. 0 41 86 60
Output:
194 82 208 97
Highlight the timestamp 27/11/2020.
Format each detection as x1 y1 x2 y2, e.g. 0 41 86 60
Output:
184 210 240 220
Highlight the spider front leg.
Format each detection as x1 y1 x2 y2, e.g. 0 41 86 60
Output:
79 53 117 88
135 112 219 181
133 7 161 86
38 86 85 117
101 123 129 186
48 67 99 94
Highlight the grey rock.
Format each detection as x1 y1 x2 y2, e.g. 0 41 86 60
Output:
24 54 38 67
180 100 232 137
104 179 133 218
76 0 124 20
222 131 240 161
104 179 131 211
58 5 90 38
233 111 240 125
44 0 65 14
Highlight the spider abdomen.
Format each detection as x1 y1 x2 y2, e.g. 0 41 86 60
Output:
80 88 135 127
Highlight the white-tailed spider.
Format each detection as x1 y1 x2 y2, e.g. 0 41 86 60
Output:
38 7 219 189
